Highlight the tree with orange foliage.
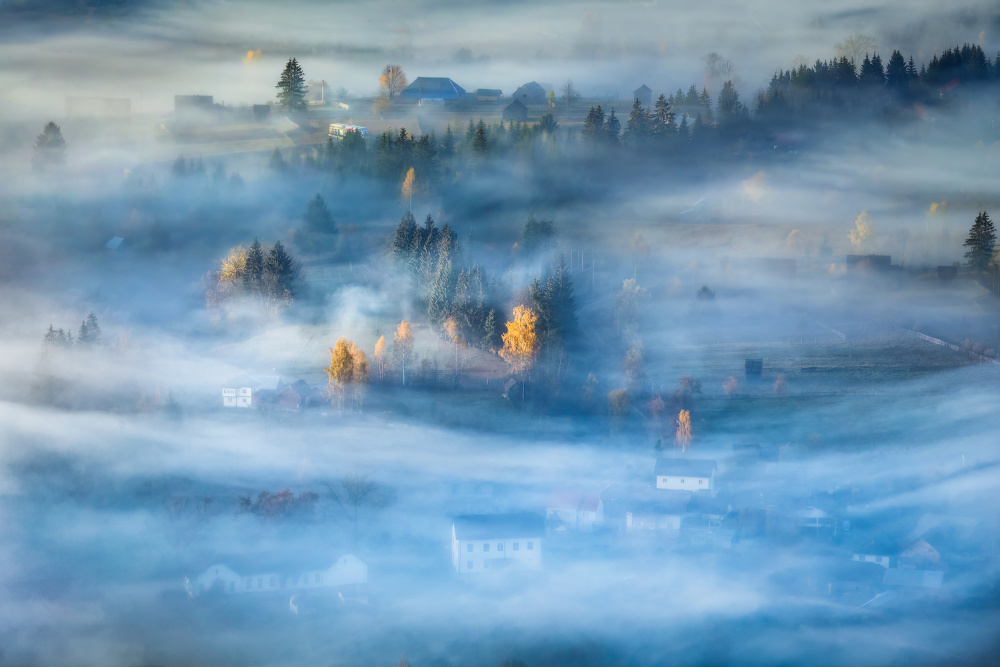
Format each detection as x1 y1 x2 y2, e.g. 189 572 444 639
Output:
500 305 538 404
401 168 415 209
394 320 413 386
379 64 408 97
372 335 388 384
676 410 692 450
326 338 355 413
723 375 739 397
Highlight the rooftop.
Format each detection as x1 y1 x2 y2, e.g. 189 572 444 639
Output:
655 458 717 478
453 513 544 540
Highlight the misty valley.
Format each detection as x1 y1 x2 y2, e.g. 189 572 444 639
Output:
1 2 1000 665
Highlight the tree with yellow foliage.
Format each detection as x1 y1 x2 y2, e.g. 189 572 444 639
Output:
372 336 388 385
350 343 369 410
326 338 355 413
401 168 415 209
849 210 876 252
676 410 692 450
219 245 248 283
608 389 631 423
379 65 408 97
394 320 413 386
500 305 538 403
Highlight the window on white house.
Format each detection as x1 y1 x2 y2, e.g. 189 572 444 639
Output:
483 543 489 552
315 574 322 584
681 479 685 483
498 543 503 551
467 543 473 552
527 541 533 550
513 542 519 550
698 479 703 485
269 577 276 588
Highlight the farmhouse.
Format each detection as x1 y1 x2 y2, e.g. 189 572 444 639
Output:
625 490 690 537
633 84 652 107
189 554 367 596
546 489 604 532
654 458 717 492
400 77 466 101
502 99 528 123
221 375 280 408
475 88 502 101
451 513 544 573
512 81 548 105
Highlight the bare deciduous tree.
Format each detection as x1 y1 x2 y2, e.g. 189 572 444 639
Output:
835 34 877 66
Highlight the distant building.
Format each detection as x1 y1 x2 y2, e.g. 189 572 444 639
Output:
475 88 502 101
175 94 216 123
745 358 763 383
502 98 528 123
633 84 652 107
512 81 548 106
221 375 281 408
189 554 367 596
252 104 270 122
846 254 891 272
654 458 717 492
66 96 130 119
451 513 544 573
626 489 690 537
400 77 466 101
546 490 604 532
275 379 323 411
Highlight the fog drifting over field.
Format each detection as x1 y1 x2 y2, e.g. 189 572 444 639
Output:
1 0 1000 666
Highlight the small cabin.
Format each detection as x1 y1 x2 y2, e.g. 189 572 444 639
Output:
502 99 528 123
654 458 717 493
633 84 652 107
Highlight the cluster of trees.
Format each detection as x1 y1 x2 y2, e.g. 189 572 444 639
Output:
42 313 102 348
237 489 318 520
292 194 338 254
758 44 1000 119
964 210 996 272
325 338 370 410
206 239 300 312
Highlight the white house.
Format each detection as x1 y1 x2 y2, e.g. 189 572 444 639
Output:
221 375 280 408
654 458 717 492
188 554 366 596
546 490 604 532
451 514 544 574
626 490 691 537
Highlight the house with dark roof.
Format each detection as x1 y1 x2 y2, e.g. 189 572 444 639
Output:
546 489 604 532
502 98 528 122
634 84 652 107
512 81 548 105
626 489 691 536
400 77 466 101
451 513 544 573
275 379 323 411
654 458 717 492
475 88 502 101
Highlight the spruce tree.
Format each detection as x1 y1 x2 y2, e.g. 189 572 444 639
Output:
481 309 498 352
964 211 996 272
276 58 308 112
245 238 265 290
265 241 297 298
605 108 621 145
33 121 66 169
544 255 578 344
651 94 676 145
473 120 489 155
623 98 650 147
301 194 337 246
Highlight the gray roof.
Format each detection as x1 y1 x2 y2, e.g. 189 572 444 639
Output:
401 77 466 97
453 513 544 540
655 458 717 478
476 88 502 96
634 84 651 93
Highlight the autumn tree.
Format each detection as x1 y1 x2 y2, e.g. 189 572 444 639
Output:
676 410 692 450
835 34 877 66
723 375 739 396
401 167 415 208
276 58 308 112
500 305 539 403
608 389 631 422
964 211 996 273
33 121 66 169
394 320 413 386
372 335 388 384
380 65 408 97
849 210 876 252
326 338 355 412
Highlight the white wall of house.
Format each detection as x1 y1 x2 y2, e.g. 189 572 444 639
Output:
626 511 683 536
546 500 604 532
852 554 893 569
221 386 254 408
656 473 713 492
451 527 542 573
191 555 366 596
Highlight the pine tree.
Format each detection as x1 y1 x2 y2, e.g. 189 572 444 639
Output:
581 105 606 143
265 241 298 298
623 98 651 147
481 309 498 352
544 254 578 345
964 211 996 272
716 80 743 123
473 120 489 155
77 312 101 346
441 125 456 159
33 121 66 169
651 94 676 145
302 194 337 237
276 58 308 112
245 238 265 290
268 148 288 172
886 50 909 90
605 108 621 145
